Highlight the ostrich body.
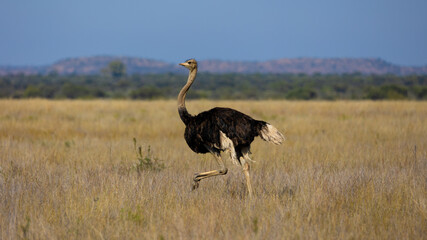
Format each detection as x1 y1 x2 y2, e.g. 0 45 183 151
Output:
178 59 285 197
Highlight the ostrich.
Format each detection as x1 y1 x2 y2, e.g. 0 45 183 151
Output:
178 59 285 198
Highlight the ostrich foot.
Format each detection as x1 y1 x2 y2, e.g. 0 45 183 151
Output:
191 180 200 191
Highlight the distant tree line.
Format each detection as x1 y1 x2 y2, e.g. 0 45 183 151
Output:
0 72 426 100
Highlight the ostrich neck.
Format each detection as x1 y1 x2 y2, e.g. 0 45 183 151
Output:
178 68 197 110
177 68 197 124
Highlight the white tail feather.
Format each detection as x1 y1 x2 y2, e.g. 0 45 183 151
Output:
260 124 285 145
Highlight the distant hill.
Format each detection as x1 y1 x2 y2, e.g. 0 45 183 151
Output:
1 56 426 76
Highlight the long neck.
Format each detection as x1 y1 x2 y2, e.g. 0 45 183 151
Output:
178 68 197 124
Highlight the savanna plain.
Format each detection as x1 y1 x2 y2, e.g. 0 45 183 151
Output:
0 99 426 239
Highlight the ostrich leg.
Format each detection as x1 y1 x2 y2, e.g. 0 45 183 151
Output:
192 151 228 190
242 162 253 198
241 147 254 198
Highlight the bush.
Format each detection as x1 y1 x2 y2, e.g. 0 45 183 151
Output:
23 85 42 98
132 138 165 174
130 85 164 99
59 83 106 99
365 85 408 100
412 86 427 100
286 87 317 100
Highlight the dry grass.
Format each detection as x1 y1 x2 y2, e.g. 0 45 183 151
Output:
0 99 426 239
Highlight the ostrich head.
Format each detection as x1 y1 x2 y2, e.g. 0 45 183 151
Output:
179 59 198 71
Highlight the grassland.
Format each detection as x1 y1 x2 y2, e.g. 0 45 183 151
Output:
0 99 426 239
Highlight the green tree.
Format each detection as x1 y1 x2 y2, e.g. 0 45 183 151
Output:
23 85 42 98
130 85 164 99
107 60 126 79
60 83 90 99
365 85 408 100
412 86 427 99
286 87 317 100
382 84 407 99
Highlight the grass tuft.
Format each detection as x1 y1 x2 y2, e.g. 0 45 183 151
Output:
133 138 165 174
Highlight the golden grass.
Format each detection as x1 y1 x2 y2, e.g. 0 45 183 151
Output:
0 99 426 239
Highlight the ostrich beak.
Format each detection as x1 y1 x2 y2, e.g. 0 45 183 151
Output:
179 62 188 66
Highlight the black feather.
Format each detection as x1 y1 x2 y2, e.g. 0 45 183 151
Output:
183 107 266 154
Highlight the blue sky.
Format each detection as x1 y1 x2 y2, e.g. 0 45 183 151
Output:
1 0 426 66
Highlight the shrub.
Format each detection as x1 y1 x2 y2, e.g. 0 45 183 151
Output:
132 138 165 174
286 87 317 100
